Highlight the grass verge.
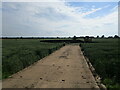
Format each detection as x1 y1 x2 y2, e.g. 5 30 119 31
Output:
2 39 64 79
80 38 120 89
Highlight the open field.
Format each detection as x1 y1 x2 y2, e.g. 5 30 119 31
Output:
3 45 99 88
81 38 120 89
2 39 64 79
2 38 120 89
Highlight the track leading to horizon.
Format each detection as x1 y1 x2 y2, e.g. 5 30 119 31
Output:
3 45 99 88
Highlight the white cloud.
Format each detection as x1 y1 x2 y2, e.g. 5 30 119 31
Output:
2 2 118 37
81 8 102 16
111 5 118 12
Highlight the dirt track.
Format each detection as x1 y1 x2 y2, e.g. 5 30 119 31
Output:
2 45 99 88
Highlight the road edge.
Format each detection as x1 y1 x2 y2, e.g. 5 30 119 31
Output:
80 46 107 90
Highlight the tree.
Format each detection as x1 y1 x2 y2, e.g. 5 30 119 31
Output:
108 36 113 38
20 36 23 39
114 35 119 38
97 36 99 38
101 35 104 38
73 36 77 41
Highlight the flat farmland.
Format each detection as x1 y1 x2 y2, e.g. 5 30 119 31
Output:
2 39 64 79
81 38 120 89
2 38 120 89
3 45 99 88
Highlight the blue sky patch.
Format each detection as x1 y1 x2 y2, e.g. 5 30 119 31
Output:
67 2 118 18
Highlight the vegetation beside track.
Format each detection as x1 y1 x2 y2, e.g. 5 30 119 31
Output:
80 38 120 89
2 39 64 79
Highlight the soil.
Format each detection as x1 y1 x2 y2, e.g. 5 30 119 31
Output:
2 45 99 89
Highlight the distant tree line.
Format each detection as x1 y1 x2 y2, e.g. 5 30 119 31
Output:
96 35 119 39
2 35 120 39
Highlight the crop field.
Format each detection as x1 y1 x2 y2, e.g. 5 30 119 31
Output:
81 38 120 89
2 39 64 79
2 38 120 89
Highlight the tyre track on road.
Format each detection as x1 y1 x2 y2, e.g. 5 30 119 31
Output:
3 45 99 89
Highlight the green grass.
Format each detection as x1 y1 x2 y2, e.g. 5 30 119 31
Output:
2 39 64 79
81 38 120 89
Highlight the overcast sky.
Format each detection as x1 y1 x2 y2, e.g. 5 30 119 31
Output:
2 0 119 37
